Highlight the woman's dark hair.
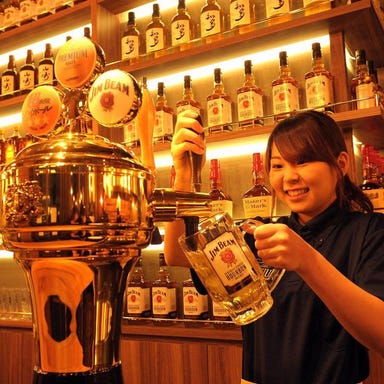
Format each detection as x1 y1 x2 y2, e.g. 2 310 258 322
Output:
265 110 373 213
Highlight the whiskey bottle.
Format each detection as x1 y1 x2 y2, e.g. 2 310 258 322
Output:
171 0 194 49
351 49 377 110
242 152 272 219
38 43 55 85
176 75 202 116
5 126 23 165
126 256 151 318
304 42 334 111
154 82 174 143
200 0 224 41
151 253 178 319
3 0 20 29
210 300 232 323
209 158 233 216
182 276 209 321
0 130 6 170
265 0 290 23
1 55 19 99
121 11 141 62
207 68 233 134
19 49 37 94
145 3 167 55
272 51 299 122
237 59 264 128
19 0 37 24
229 0 255 32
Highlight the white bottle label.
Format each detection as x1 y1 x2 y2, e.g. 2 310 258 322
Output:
305 74 333 109
212 301 230 318
146 28 165 52
272 82 299 114
237 90 264 121
4 5 20 26
203 231 254 291
1 75 15 95
266 0 290 18
230 0 251 28
183 286 208 316
243 195 272 218
154 110 174 139
121 35 139 60
200 10 221 37
356 82 376 109
126 286 151 315
20 69 35 90
171 20 191 46
124 119 139 144
152 287 177 315
38 64 54 85
207 97 232 127
211 199 233 217
20 0 37 20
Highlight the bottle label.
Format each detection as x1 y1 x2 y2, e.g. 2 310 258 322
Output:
202 231 254 292
363 189 384 210
20 69 36 90
121 35 139 60
171 20 191 46
200 10 221 37
230 0 251 29
55 37 97 88
272 83 299 115
36 0 54 13
242 195 272 218
1 75 16 95
146 28 165 52
212 300 230 318
20 0 37 20
356 82 376 109
124 119 139 145
126 286 151 315
183 286 208 317
4 5 20 26
237 90 264 121
207 97 232 127
211 199 233 217
38 63 54 85
266 0 290 18
305 74 333 109
154 110 174 139
152 287 177 315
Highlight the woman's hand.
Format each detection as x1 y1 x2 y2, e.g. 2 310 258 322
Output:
171 110 205 191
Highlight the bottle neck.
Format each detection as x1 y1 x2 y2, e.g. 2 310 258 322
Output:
279 64 290 77
312 57 325 71
243 72 254 87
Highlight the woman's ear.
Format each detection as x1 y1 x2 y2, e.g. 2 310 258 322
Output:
337 151 350 175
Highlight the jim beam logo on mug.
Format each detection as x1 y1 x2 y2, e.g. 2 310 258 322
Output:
88 69 141 127
54 37 97 89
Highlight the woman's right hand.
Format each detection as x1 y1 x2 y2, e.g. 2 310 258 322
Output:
171 110 205 191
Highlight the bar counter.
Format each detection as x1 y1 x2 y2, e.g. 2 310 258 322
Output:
0 317 243 384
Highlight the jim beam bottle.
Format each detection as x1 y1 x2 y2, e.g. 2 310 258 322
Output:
200 0 224 42
1 55 19 99
182 276 209 322
207 68 233 134
237 59 264 128
171 0 194 50
19 0 37 24
19 49 37 94
176 75 202 116
3 0 20 29
272 51 299 122
38 43 55 85
229 0 255 33
351 49 377 110
154 82 174 143
126 256 151 318
151 253 178 320
121 11 141 62
209 159 233 216
146 3 167 55
305 42 334 112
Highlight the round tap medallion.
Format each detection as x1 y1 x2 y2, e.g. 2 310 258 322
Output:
88 69 142 127
54 37 102 89
21 85 63 137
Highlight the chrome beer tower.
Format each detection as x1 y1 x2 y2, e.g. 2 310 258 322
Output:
0 36 210 383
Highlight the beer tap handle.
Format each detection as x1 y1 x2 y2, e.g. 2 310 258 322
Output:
191 115 204 193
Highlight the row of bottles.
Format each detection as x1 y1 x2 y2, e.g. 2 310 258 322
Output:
0 0 84 32
121 0 336 61
124 45 379 145
125 253 232 323
0 126 40 169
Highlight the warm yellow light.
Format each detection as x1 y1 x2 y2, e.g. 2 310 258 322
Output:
121 0 180 20
0 113 22 131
